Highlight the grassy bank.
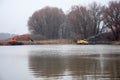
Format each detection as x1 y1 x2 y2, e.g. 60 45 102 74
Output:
111 41 120 45
0 39 75 45
0 39 120 45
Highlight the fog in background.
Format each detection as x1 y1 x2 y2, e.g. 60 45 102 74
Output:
0 0 112 34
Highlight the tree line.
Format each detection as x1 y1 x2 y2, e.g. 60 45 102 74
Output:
28 1 120 41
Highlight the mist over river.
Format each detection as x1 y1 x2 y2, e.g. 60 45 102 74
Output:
0 45 120 80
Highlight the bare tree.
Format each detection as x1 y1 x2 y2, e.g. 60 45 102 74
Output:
103 1 120 40
68 6 94 39
89 2 104 34
59 20 73 39
28 7 65 39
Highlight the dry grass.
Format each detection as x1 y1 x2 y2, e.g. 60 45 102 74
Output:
41 39 73 44
0 40 8 45
0 39 74 45
112 41 120 45
23 39 74 45
0 39 120 45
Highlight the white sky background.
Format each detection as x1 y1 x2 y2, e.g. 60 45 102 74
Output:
0 0 115 34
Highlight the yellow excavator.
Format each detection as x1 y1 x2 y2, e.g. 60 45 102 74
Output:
77 39 89 44
7 34 33 45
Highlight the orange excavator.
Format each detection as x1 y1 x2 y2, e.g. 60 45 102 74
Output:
7 34 33 45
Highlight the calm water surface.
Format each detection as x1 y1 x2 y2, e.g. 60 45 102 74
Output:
0 45 120 80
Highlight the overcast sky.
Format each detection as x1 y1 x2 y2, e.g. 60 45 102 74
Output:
0 0 114 34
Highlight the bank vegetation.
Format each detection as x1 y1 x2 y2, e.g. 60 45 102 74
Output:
28 1 120 42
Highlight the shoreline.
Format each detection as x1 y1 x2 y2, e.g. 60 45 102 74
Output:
0 39 120 45
0 39 74 45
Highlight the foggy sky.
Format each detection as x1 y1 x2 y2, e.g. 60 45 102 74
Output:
0 0 113 34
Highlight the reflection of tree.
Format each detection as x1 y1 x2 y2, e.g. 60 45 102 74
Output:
67 55 100 80
29 52 65 78
28 51 120 80
104 54 120 79
67 54 120 80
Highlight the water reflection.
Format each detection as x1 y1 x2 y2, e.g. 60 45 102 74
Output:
29 53 65 78
29 51 120 80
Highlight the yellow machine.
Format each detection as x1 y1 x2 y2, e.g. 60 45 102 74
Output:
77 39 88 44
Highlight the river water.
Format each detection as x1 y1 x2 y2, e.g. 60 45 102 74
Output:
0 45 120 80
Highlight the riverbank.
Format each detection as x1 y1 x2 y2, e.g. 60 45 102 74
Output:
0 39 120 45
0 39 74 45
